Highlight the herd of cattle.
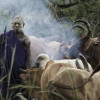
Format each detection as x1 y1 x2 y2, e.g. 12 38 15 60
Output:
20 53 100 100
29 20 100 69
18 20 100 100
1 19 100 100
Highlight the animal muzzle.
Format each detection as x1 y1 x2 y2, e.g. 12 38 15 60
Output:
35 63 40 68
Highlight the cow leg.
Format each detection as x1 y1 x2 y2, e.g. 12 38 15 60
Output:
42 93 48 100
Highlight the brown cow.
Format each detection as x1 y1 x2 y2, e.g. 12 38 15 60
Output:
46 67 100 100
65 20 100 69
40 54 92 100
19 68 43 100
19 54 54 100
20 53 91 100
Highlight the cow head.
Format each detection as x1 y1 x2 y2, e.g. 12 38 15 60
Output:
19 53 50 99
19 68 43 100
84 35 100 68
65 20 100 68
35 53 49 69
65 20 91 58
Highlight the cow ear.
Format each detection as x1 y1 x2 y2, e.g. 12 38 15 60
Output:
84 39 91 51
45 60 55 69
20 68 27 73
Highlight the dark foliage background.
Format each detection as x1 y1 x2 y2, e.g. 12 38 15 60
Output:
47 0 100 37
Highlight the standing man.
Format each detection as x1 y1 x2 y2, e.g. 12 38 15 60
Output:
0 16 31 100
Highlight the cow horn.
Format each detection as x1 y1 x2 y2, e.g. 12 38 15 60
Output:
75 58 84 69
72 20 91 37
71 25 88 35
79 53 89 70
20 68 27 73
79 53 93 73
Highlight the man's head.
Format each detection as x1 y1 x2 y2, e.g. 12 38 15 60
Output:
12 16 25 32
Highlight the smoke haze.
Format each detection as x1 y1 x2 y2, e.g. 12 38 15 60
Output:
0 0 78 44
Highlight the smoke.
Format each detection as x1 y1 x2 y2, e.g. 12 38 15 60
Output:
0 0 81 62
0 0 78 41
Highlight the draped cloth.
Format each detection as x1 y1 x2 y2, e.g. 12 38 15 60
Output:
0 30 26 99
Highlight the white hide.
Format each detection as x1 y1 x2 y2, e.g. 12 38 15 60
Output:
55 59 92 72
35 53 93 72
55 59 84 69
45 41 60 59
29 36 46 67
35 53 49 69
29 36 69 67
29 37 64 67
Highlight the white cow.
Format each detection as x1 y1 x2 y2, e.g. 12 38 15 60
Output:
35 53 93 72
29 36 46 67
29 36 69 67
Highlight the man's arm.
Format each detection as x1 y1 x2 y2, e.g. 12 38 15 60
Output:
24 36 31 68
